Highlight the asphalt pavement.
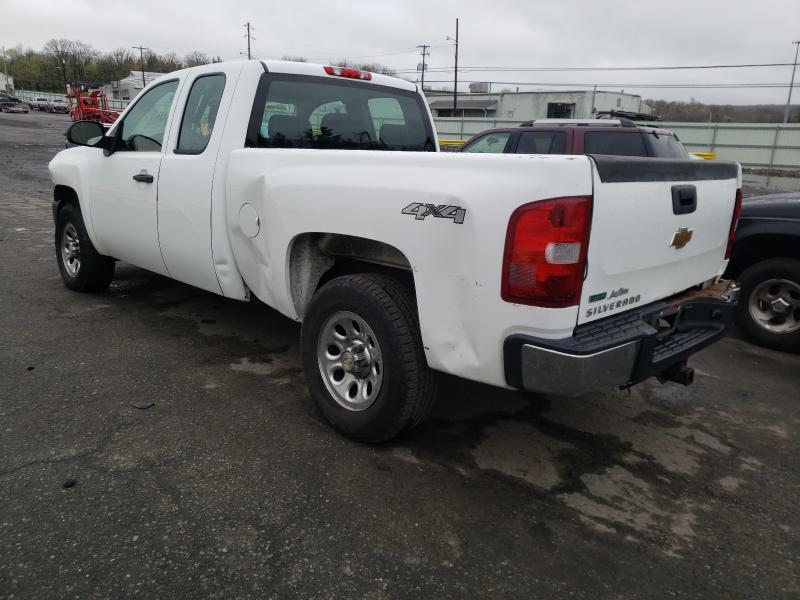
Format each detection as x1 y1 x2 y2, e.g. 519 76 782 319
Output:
1 110 798 599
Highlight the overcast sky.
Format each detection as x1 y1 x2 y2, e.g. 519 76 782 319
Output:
2 0 799 105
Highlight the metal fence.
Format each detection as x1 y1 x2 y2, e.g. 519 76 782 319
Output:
433 117 800 170
14 89 129 110
9 91 800 171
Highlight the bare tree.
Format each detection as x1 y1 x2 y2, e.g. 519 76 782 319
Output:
72 41 98 81
281 55 307 62
183 51 210 67
160 52 183 71
107 47 135 77
43 38 76 90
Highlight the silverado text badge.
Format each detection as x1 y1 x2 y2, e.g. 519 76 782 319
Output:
402 203 466 224
585 291 642 318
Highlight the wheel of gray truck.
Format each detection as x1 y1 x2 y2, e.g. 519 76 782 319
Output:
300 273 437 442
736 257 800 353
55 203 115 293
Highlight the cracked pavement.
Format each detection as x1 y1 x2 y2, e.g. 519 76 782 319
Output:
1 111 799 599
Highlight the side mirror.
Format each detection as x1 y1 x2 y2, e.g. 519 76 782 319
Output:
65 120 108 148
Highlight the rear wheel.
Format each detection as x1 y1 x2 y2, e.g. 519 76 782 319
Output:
736 258 800 353
55 203 115 292
300 273 436 442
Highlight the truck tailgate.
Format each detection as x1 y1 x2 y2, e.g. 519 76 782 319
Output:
579 155 740 325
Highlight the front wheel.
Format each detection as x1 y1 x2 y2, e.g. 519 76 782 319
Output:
300 273 436 442
736 257 800 353
55 203 115 292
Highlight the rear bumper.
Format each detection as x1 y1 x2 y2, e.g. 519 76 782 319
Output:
504 279 739 396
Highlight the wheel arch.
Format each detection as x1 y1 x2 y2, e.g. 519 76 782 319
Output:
53 184 80 220
727 233 800 278
287 232 416 320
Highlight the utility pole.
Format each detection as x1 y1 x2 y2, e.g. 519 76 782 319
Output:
132 45 149 88
447 18 459 116
783 40 800 124
1 46 8 92
244 22 255 60
416 44 430 91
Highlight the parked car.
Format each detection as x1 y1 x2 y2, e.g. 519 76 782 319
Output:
461 118 690 159
725 192 800 352
50 60 741 441
29 97 49 111
47 99 70 114
0 101 29 113
0 92 21 104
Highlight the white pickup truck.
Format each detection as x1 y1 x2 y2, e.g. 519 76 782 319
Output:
50 60 741 442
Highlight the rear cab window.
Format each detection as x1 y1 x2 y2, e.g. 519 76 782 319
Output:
176 74 226 154
247 74 435 151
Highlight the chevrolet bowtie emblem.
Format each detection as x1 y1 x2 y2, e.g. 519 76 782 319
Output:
670 226 694 249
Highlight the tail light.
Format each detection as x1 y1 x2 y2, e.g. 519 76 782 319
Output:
323 65 372 81
502 196 592 308
724 189 743 260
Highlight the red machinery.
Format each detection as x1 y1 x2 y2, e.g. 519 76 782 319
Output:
67 90 121 124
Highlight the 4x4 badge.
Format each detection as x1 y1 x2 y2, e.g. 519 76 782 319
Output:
402 203 466 224
670 226 693 249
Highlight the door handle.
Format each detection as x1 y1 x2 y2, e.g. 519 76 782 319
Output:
132 173 154 183
671 185 697 215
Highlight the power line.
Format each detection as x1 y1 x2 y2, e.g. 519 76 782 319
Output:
391 62 798 75
418 80 800 89
306 43 452 63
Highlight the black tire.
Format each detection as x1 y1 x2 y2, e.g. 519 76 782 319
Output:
736 257 800 353
55 203 115 293
300 273 436 442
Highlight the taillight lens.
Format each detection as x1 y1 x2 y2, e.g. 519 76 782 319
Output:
502 196 592 308
725 189 743 260
323 65 372 80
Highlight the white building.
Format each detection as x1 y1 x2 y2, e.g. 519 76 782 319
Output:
426 89 651 120
1 72 14 93
102 71 163 102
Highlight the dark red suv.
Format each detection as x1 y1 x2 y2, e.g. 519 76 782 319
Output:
460 119 690 159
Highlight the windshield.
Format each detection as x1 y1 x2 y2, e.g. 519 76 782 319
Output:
248 74 435 152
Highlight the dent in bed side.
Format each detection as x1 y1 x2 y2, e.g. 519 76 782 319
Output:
225 150 590 388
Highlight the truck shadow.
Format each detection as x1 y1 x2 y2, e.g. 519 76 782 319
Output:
105 264 775 556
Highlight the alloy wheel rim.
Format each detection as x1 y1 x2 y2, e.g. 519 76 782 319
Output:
748 278 800 334
61 222 81 277
317 310 384 411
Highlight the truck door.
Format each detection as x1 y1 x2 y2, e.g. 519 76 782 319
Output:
88 79 180 275
156 68 236 294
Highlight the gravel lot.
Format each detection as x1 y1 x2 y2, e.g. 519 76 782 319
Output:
1 110 798 599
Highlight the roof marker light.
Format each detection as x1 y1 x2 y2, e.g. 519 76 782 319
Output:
323 65 372 81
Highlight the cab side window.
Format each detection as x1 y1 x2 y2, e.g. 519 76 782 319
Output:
463 132 512 153
118 80 179 152
176 75 226 154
